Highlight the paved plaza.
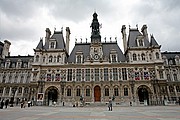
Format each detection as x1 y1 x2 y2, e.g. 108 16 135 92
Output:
0 105 180 120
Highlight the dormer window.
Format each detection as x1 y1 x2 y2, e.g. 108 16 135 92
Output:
111 54 117 63
57 55 61 62
35 55 39 62
50 42 55 48
139 39 143 46
76 55 83 63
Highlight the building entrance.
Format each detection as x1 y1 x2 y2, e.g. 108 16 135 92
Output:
138 87 149 105
94 85 101 102
48 88 58 106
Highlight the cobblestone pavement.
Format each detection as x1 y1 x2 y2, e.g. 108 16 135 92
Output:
0 105 180 120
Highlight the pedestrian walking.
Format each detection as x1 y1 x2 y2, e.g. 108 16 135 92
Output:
108 97 112 111
0 99 4 109
5 99 9 108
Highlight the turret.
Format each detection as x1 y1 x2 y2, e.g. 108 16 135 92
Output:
121 25 127 53
66 27 70 54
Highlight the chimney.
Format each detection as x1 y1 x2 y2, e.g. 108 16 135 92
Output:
2 40 11 58
66 27 70 54
121 25 127 53
45 28 51 43
141 25 149 41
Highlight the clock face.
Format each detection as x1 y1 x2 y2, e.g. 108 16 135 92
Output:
94 54 99 60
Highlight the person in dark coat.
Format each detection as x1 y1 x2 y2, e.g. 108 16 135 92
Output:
5 99 9 108
0 99 4 109
108 97 112 111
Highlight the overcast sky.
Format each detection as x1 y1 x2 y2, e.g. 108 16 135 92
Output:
0 0 180 56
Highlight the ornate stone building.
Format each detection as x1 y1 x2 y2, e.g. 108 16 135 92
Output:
0 12 180 106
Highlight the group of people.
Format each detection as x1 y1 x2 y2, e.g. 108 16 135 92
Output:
0 99 9 109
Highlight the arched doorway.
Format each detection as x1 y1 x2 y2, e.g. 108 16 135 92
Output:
138 87 149 105
45 87 58 106
94 85 101 102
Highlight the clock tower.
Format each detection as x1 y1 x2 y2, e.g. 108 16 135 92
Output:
90 12 103 61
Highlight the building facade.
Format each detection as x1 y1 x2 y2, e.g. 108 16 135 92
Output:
0 12 180 106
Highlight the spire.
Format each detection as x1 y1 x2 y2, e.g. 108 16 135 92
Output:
150 35 159 46
36 38 43 49
90 12 101 43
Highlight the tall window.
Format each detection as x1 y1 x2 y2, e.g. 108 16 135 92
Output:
169 86 174 93
133 54 137 61
173 74 178 81
139 39 143 46
67 88 71 96
86 88 90 96
149 54 152 60
159 71 164 79
47 74 51 81
67 69 72 81
176 86 180 92
77 55 82 63
112 54 117 62
105 88 109 96
141 53 145 60
95 68 99 81
35 55 39 62
49 56 53 62
76 88 81 96
104 68 109 81
55 74 60 81
124 87 128 96
20 76 24 83
50 42 55 48
113 68 118 81
167 74 171 81
114 88 119 96
57 55 61 62
24 87 29 94
122 68 127 80
76 69 81 81
156 52 160 59
85 69 90 81
18 87 22 93
0 87 3 94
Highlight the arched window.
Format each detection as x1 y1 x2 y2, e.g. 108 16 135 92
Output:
141 53 145 60
24 87 29 94
57 55 61 62
43 56 45 62
67 88 71 96
49 56 53 62
156 52 159 59
18 87 22 93
124 87 128 96
133 54 137 61
35 55 39 62
149 54 152 60
105 88 109 96
169 86 174 93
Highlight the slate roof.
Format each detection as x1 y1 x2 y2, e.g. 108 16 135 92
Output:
127 29 150 47
150 35 159 46
0 41 4 56
36 39 43 49
68 42 126 63
161 52 180 59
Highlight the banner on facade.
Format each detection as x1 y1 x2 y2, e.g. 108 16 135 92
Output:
37 93 44 101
